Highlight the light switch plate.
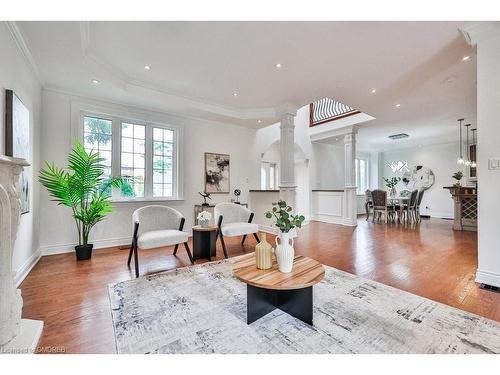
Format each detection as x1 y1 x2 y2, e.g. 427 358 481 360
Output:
489 158 500 170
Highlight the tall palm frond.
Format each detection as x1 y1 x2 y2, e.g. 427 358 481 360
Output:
39 140 122 246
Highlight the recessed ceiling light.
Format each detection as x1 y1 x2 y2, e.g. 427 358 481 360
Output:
144 65 151 70
395 103 401 108
462 55 470 61
233 92 238 97
91 79 100 84
275 63 282 69
257 120 262 123
371 89 377 94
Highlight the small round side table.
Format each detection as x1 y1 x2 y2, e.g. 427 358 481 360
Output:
192 225 218 261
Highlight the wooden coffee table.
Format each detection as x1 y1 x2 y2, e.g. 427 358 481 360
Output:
233 253 325 325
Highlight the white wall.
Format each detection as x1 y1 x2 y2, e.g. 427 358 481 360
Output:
0 23 42 281
39 90 255 254
379 142 460 218
476 32 500 287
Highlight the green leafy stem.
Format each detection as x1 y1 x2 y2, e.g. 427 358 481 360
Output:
265 200 305 233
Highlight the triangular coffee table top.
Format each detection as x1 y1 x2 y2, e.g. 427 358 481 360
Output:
233 253 325 290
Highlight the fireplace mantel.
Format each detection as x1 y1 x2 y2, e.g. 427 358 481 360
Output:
0 155 43 353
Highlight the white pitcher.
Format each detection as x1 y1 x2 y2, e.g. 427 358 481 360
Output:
275 231 294 273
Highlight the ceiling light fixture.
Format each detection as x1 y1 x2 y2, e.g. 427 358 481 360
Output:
275 63 282 69
371 89 377 94
233 92 238 97
144 65 151 70
462 55 470 61
395 103 401 108
388 133 409 140
257 120 262 124
91 79 100 84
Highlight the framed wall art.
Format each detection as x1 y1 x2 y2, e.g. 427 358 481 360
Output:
204 152 230 193
5 89 30 214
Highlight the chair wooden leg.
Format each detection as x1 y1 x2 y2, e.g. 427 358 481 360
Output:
173 243 179 255
183 242 194 264
253 233 260 243
220 233 228 259
133 243 139 278
127 242 133 266
241 235 247 245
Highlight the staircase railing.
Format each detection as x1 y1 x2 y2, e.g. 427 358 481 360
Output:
309 97 360 127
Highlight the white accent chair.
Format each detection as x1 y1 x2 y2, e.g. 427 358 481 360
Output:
215 203 260 258
128 205 193 278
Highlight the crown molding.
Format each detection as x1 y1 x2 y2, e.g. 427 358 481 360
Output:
5 21 44 85
42 85 259 131
460 22 500 46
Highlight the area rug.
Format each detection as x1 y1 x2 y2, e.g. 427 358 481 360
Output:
108 257 500 354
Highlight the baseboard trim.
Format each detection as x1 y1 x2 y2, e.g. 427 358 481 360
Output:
476 269 500 288
310 214 343 225
14 248 42 287
40 236 133 256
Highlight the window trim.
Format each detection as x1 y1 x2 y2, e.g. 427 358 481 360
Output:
72 101 184 203
355 157 369 195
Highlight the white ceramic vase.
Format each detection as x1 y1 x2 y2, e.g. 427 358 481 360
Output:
275 232 294 273
199 219 209 227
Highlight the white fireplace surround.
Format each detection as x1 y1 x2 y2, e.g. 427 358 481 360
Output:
0 156 43 352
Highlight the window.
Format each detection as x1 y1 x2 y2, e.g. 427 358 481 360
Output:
121 123 145 198
84 116 113 180
260 162 279 190
82 114 181 201
355 158 368 194
152 127 174 198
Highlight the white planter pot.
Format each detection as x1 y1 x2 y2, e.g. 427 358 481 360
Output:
275 232 294 273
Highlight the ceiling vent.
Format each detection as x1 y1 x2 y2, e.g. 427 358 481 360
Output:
388 133 409 140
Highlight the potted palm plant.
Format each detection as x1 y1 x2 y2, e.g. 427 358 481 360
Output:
39 141 122 260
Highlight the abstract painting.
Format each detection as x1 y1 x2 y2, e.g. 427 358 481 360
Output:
204 152 230 193
5 89 30 214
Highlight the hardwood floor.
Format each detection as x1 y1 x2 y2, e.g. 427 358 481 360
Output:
20 217 500 353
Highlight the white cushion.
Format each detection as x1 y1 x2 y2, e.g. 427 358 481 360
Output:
215 203 252 225
137 229 188 250
133 205 184 234
221 222 258 237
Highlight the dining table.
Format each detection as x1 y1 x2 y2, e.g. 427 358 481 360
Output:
387 196 410 223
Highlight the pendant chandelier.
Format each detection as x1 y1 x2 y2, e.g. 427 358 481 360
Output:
457 118 465 165
464 123 471 166
471 128 477 168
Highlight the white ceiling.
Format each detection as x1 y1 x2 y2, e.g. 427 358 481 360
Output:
17 21 476 149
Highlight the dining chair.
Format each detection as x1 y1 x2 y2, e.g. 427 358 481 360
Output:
128 205 193 278
401 189 419 224
416 189 425 222
215 203 260 259
365 189 373 221
399 189 411 198
371 190 393 223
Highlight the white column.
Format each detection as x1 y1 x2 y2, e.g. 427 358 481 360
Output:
0 156 43 353
461 22 500 287
279 110 297 209
343 131 358 226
